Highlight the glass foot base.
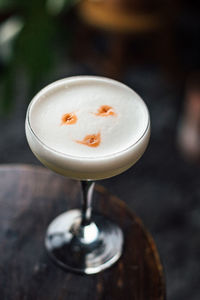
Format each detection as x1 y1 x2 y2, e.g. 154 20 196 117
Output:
45 210 123 274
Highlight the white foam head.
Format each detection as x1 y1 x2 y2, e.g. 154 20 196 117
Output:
26 76 150 180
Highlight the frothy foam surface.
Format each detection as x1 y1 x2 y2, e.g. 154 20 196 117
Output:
29 77 149 158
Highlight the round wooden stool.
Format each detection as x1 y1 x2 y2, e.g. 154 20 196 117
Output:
0 165 165 300
77 0 163 34
74 0 177 79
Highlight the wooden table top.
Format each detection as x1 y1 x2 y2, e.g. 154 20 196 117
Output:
0 164 165 300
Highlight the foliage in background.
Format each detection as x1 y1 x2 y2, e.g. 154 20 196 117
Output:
0 0 77 113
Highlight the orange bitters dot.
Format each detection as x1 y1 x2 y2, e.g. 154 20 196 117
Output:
76 132 101 147
61 112 77 125
96 105 116 117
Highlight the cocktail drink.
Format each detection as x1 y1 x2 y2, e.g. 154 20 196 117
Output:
25 76 150 274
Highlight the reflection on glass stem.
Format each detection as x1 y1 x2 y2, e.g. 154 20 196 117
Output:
81 180 95 226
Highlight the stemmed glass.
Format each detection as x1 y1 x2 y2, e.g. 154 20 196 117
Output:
25 76 150 274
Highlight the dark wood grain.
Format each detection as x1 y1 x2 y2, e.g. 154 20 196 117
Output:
0 164 165 300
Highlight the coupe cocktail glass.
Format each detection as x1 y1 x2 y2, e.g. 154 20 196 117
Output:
25 76 150 274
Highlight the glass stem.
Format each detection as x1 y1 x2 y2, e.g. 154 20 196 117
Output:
81 180 95 226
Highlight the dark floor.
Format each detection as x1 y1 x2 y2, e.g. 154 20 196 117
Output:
0 63 200 300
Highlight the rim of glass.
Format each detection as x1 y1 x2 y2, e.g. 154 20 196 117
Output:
26 75 150 160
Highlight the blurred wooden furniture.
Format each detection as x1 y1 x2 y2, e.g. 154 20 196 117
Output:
0 164 165 300
78 0 163 34
75 0 177 78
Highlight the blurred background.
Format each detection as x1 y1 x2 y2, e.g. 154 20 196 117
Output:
0 0 200 299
